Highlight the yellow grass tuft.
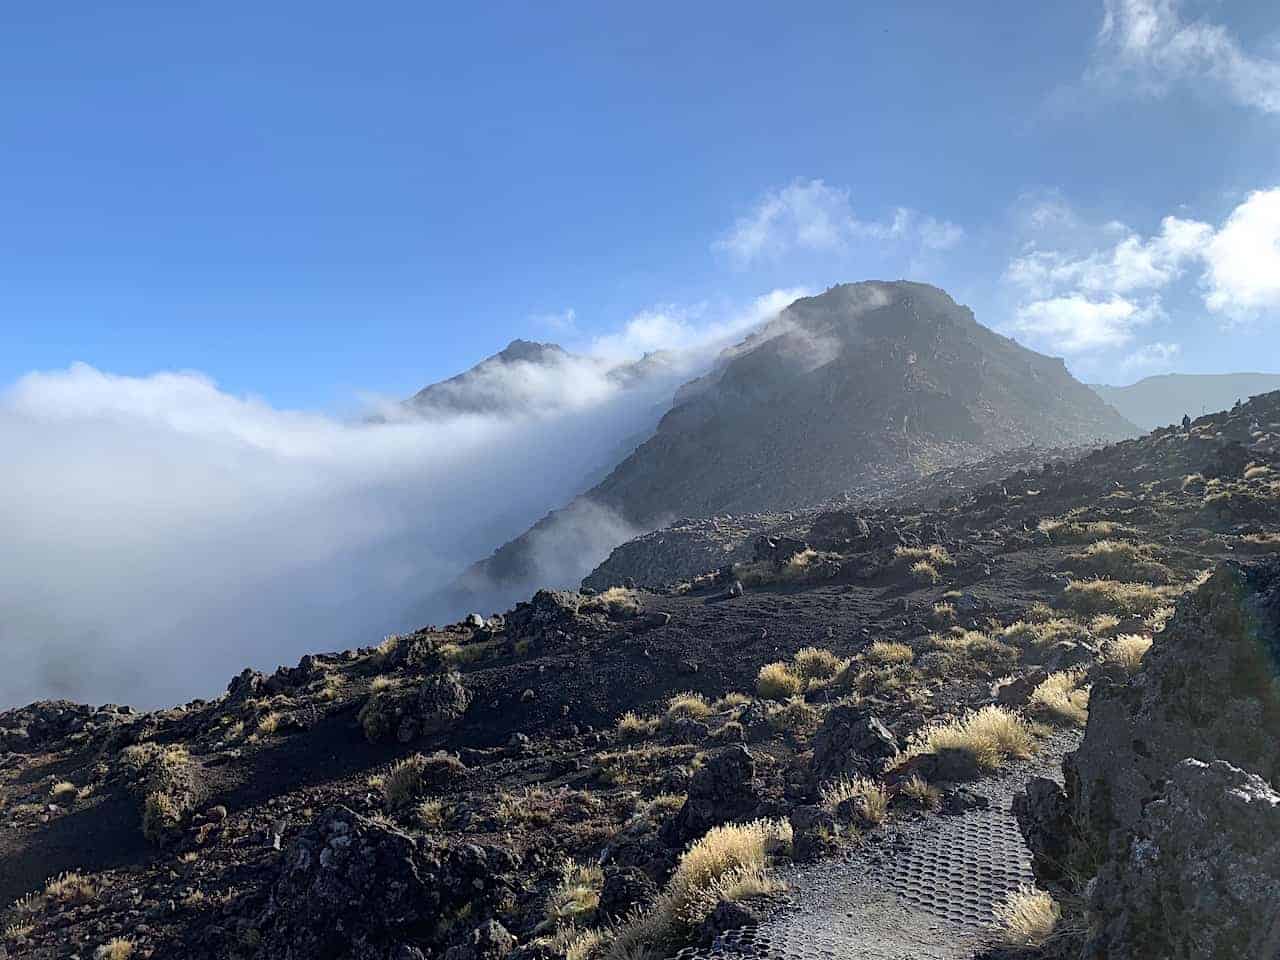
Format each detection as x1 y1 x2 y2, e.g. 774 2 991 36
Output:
792 646 847 681
994 885 1060 946
864 641 914 665
96 938 137 960
899 705 1036 772
819 776 890 824
756 662 804 700
1062 579 1174 617
381 755 426 811
665 692 713 721
1027 669 1090 727
617 711 660 740
899 774 942 811
909 560 940 585
546 861 603 926
894 544 954 567
1104 633 1154 674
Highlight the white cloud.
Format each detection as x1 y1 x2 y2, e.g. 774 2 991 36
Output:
533 307 578 335
714 178 963 265
1203 188 1280 317
1004 187 1280 355
1012 294 1157 352
1121 340 1182 371
0 289 808 709
1092 0 1280 113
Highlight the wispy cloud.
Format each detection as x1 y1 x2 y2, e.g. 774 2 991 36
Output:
1003 187 1280 359
714 178 963 266
1121 340 1182 371
1090 0 1280 113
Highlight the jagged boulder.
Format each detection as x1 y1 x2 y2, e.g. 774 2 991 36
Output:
1087 759 1280 960
414 672 472 738
598 866 657 922
359 672 471 744
664 745 759 844
811 706 899 783
255 806 513 960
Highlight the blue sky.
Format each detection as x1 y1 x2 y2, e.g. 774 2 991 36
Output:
2 0 1279 407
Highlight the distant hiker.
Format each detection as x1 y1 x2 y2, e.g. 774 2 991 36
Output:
1181 413 1192 432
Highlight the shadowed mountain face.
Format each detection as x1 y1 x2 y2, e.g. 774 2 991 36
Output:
441 281 1137 616
1091 372 1280 431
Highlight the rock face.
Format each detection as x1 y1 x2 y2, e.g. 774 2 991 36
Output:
664 745 760 844
1015 557 1280 959
256 806 513 960
811 707 899 783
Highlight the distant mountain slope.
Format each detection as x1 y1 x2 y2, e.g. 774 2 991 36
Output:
1091 372 1280 431
439 281 1137 616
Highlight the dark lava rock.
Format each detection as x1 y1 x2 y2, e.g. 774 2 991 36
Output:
992 669 1049 708
894 748 983 784
1015 558 1280 959
598 867 657 922
663 716 710 744
1088 759 1280 960
411 672 472 739
697 899 762 945
255 806 511 960
442 920 516 960
811 707 899 782
752 535 810 565
938 785 990 816
789 804 838 862
664 745 759 845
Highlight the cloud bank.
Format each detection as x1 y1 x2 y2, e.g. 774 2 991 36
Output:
1 294 798 709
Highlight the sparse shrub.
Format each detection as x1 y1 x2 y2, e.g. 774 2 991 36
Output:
1038 519 1122 543
667 818 791 906
1104 633 1153 674
95 938 136 960
546 861 603 927
358 691 398 743
756 662 804 700
45 871 96 905
370 675 397 692
586 587 642 619
1088 613 1121 636
819 776 889 824
1063 579 1173 617
894 544 954 567
382 755 427 811
1027 669 1090 727
927 630 1019 674
664 692 712 722
714 692 752 710
999 618 1084 647
416 798 446 829
1066 540 1170 583
617 711 660 740
49 781 77 802
994 885 1060 946
899 774 942 811
930 602 956 625
899 705 1035 772
1244 464 1272 481
767 697 819 736
1025 601 1056 623
864 641 913 665
910 560 940 585
792 646 846 681
256 711 282 735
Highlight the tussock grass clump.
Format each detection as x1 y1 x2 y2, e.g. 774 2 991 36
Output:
927 630 1019 673
1088 613 1121 636
1104 633 1153 674
45 871 96 906
617 711 660 740
899 774 942 811
601 819 792 960
1062 579 1174 617
864 641 914 665
369 675 397 693
930 601 956 625
1244 464 1273 480
49 781 77 801
756 662 804 701
714 692 753 710
909 560 940 585
665 692 713 722
819 776 889 824
546 861 603 927
792 646 847 681
381 755 427 811
586 586 642 619
1027 669 1090 727
1240 532 1280 553
999 618 1085 647
95 938 137 960
733 549 826 588
899 705 1036 772
1038 519 1123 543
994 885 1060 946
1025 601 1056 623
1066 540 1171 582
416 798 446 829
894 544 954 567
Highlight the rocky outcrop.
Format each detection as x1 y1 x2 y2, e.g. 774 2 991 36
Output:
359 672 472 744
811 707 899 784
255 806 514 960
664 745 760 844
1015 557 1280 959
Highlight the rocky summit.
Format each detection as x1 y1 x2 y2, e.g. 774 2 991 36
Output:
3 376 1278 959
448 282 1137 612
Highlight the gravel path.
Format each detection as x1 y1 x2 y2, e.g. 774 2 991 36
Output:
675 731 1079 960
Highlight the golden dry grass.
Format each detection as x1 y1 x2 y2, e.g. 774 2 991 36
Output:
49 781 77 801
1038 518 1123 543
381 755 426 811
894 544 954 567
1103 633 1154 674
756 662 804 700
864 641 914 665
546 862 603 926
664 692 713 721
1062 579 1174 617
1026 669 1090 727
1066 540 1170 582
994 885 1060 946
416 798 446 829
899 705 1036 771
792 646 846 681
899 774 943 811
909 560 940 585
586 586 642 618
617 711 660 740
819 776 890 824
44 871 96 905
96 938 136 960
